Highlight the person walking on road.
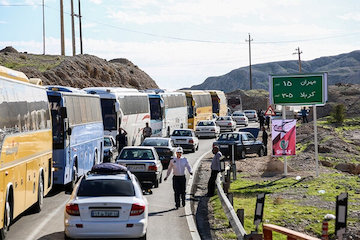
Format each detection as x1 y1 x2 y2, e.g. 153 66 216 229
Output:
164 147 193 209
206 146 222 197
142 122 152 139
116 127 127 154
262 126 268 156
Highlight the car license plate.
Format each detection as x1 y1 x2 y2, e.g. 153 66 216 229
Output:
127 164 145 171
220 145 228 148
176 139 186 142
91 210 119 218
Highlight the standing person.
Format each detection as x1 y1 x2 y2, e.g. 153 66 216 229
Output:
116 127 127 154
164 147 193 209
206 146 222 197
259 111 265 128
142 122 152 139
301 107 308 123
265 115 270 130
261 126 268 156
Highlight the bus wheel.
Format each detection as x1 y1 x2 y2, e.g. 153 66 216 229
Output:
67 166 78 192
34 176 44 213
2 199 12 238
167 127 170 137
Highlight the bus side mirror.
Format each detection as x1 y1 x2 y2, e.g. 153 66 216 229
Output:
67 127 72 136
60 107 67 118
114 102 120 112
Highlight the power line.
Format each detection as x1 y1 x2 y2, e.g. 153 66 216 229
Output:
293 47 303 72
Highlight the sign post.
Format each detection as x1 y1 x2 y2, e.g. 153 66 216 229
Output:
254 193 265 232
269 73 327 177
336 193 348 240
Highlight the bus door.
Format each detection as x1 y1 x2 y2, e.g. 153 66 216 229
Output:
48 95 67 184
149 97 163 136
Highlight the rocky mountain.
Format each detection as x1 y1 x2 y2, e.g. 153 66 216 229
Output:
189 50 360 92
0 46 158 89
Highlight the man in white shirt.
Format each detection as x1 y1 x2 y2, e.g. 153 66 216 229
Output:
206 146 222 197
164 147 193 209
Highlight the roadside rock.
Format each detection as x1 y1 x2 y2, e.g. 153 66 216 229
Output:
0 46 18 53
335 163 360 174
320 160 333 167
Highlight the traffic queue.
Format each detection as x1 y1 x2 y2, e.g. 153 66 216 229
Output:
0 65 230 239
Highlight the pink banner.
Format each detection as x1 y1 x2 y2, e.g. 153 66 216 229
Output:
272 119 296 156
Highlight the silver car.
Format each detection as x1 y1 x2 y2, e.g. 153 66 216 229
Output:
117 147 163 188
195 120 220 138
232 111 249 126
215 116 237 132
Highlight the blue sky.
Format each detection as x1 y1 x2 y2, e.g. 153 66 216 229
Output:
1 0 359 89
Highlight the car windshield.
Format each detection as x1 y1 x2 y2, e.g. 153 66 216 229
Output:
119 149 155 160
172 130 192 137
77 179 135 197
197 121 215 126
218 117 231 121
244 110 255 114
104 137 112 147
219 133 240 141
233 113 244 116
142 139 169 147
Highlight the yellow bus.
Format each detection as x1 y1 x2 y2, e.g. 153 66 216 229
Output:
208 90 228 117
180 90 213 129
0 66 53 237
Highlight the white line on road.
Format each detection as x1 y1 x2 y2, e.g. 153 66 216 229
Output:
26 202 67 240
185 149 212 240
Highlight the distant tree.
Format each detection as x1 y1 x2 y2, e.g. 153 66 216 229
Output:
330 104 346 124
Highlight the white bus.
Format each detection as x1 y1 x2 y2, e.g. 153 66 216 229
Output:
146 90 188 137
84 87 150 146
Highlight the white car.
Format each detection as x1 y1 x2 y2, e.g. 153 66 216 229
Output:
232 111 249 126
215 116 237 132
64 163 148 240
195 120 220 138
170 129 199 153
244 110 258 122
117 146 163 188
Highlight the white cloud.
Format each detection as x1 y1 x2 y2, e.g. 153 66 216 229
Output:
0 21 7 24
338 12 360 21
0 0 9 5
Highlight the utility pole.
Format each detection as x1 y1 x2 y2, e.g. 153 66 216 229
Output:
71 0 76 56
246 33 253 90
78 0 83 54
42 0 45 55
60 0 65 56
293 47 303 72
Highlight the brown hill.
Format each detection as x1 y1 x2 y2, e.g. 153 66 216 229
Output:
0 46 158 89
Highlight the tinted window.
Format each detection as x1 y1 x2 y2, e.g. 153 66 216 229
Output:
142 139 169 147
149 98 162 120
101 99 117 130
104 137 112 147
77 179 135 197
197 121 214 126
119 149 155 160
172 130 192 137
219 133 239 141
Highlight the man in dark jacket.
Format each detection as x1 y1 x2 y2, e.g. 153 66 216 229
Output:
262 126 268 156
116 127 127 154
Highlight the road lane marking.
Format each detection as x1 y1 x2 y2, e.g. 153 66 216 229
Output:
185 149 211 240
26 201 67 240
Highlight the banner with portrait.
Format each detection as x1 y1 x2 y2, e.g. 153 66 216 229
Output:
272 119 296 156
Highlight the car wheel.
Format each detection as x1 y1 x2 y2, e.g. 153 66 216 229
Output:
191 146 195 153
258 148 264 157
196 143 199 151
64 233 72 240
154 179 159 188
138 233 147 240
66 166 78 192
240 149 246 159
159 173 163 183
33 176 44 213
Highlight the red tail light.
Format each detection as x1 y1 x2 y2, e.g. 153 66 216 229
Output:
66 203 80 216
228 122 232 126
148 165 157 171
130 203 145 216
189 139 194 144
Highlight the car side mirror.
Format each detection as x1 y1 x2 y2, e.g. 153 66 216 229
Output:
67 127 72 136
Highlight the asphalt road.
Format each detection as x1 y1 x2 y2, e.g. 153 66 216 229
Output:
7 122 260 240
6 138 215 240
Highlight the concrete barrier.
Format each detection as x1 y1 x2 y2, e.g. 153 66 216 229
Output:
216 173 247 240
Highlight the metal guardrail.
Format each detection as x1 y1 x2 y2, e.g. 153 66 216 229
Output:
216 168 247 240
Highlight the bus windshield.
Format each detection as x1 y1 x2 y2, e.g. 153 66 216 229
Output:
149 98 162 120
48 95 64 149
101 99 117 130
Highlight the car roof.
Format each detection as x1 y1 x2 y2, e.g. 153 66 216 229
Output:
173 128 193 132
144 137 170 141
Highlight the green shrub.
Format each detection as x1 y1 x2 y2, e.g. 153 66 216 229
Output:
329 104 345 124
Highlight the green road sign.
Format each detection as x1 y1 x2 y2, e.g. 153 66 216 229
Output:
269 73 328 105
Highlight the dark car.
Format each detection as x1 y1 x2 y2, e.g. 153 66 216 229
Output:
103 135 117 162
213 132 265 159
141 137 175 168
